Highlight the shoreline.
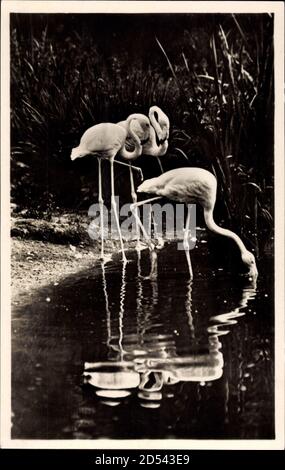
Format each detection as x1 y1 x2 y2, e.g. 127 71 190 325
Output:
11 237 137 306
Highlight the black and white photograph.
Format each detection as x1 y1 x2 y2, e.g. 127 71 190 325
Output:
1 1 284 450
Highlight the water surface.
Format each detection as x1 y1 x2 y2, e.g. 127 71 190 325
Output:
12 242 274 439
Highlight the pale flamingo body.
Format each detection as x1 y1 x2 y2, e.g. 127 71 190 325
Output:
71 116 149 262
71 123 128 161
117 107 170 249
131 167 258 280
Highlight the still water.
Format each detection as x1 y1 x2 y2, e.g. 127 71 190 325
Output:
12 242 274 439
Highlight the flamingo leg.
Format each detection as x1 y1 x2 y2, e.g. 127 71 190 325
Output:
184 205 193 279
97 157 105 261
146 158 163 247
156 156 164 173
144 199 156 242
114 160 144 181
101 261 112 356
130 196 162 245
147 205 152 239
151 208 157 239
129 164 142 251
185 279 195 339
151 208 165 250
130 197 162 279
118 260 127 360
110 159 127 263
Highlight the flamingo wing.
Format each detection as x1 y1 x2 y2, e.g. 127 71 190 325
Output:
80 123 127 157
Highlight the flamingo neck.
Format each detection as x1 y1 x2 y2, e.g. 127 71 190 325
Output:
120 117 142 160
156 139 168 156
149 107 163 140
204 209 248 256
143 124 168 158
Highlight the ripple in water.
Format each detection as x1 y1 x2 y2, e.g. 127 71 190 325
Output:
12 245 274 439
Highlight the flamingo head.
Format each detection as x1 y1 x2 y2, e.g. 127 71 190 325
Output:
70 146 89 161
129 115 151 144
137 177 158 195
241 251 258 280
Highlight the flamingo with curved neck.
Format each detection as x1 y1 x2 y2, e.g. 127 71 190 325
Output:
118 113 150 160
117 114 151 250
149 106 170 142
117 108 170 249
71 117 146 263
130 167 258 280
146 106 170 173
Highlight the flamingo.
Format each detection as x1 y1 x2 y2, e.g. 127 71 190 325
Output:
118 106 170 248
117 114 151 249
71 115 150 262
120 106 169 170
147 105 170 172
149 105 170 142
130 167 258 280
143 106 169 247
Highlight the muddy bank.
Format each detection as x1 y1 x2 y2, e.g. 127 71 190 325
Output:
11 214 137 304
11 239 128 304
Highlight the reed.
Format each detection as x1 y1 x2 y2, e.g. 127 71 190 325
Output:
155 14 274 253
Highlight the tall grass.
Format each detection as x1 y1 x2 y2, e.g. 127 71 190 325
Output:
11 14 273 253
155 14 274 254
11 25 177 215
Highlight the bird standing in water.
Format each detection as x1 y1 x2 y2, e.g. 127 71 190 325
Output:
131 167 258 280
118 106 170 249
117 114 151 249
118 106 169 169
145 105 170 172
71 115 150 263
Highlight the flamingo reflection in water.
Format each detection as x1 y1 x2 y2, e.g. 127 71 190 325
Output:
83 257 257 408
83 258 161 407
83 261 141 407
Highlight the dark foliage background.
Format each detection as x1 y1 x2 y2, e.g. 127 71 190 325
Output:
10 13 274 254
